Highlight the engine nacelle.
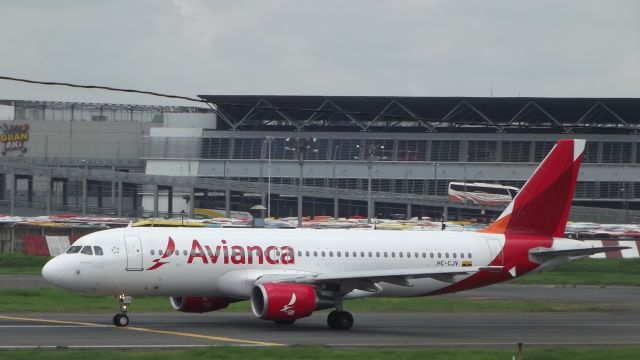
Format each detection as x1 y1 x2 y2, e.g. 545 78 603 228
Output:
250 283 317 321
170 296 235 313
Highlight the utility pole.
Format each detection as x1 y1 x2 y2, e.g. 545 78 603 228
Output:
291 137 316 228
265 136 273 219
366 144 384 224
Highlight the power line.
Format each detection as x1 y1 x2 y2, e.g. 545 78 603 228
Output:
0 75 209 104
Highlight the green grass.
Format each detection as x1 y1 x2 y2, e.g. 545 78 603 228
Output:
513 258 640 286
0 287 626 313
0 253 50 275
1 346 640 360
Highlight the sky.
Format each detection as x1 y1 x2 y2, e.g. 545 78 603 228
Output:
0 0 639 107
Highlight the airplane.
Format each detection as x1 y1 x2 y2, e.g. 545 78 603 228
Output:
42 139 628 330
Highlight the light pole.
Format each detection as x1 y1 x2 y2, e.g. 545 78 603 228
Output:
289 137 316 227
366 144 384 224
620 187 629 223
433 162 440 196
332 145 340 187
265 136 273 219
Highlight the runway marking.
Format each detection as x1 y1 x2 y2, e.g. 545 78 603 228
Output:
0 345 262 349
0 315 108 328
0 325 91 328
124 326 283 346
0 315 283 347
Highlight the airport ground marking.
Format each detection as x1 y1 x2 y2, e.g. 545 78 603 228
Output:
0 315 109 328
124 326 284 346
0 315 283 347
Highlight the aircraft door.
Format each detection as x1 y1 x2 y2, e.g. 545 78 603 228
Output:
485 238 504 270
124 235 144 271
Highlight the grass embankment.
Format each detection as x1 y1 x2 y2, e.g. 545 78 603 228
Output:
0 287 624 313
2 346 640 360
0 253 50 275
513 258 640 286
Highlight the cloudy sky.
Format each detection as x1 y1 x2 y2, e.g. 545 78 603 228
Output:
0 0 638 106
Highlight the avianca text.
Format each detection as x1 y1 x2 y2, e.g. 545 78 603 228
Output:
188 239 295 265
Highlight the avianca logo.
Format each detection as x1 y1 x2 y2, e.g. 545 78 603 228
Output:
146 237 175 270
281 293 296 316
146 237 295 270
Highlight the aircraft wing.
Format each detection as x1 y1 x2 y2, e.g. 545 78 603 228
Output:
257 266 500 292
529 246 629 262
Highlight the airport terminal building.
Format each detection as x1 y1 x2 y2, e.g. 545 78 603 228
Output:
1 96 639 222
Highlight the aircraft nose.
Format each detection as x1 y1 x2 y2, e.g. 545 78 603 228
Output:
42 257 64 285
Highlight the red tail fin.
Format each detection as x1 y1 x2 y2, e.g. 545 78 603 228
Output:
480 139 585 237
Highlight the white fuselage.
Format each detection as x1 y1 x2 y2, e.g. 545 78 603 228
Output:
42 227 584 299
42 227 505 298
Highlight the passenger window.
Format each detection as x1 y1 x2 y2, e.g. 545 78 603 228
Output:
66 246 82 254
468 253 472 258
375 251 380 257
314 251 318 257
430 252 434 258
321 251 326 257
150 249 155 255
445 253 449 258
329 251 333 257
344 251 348 257
398 252 402 258
183 250 188 256
175 250 179 256
297 251 302 257
353 251 357 257
159 250 164 256
93 246 103 256
361 252 365 257
80 246 93 255
337 251 341 257
407 252 411 258
460 252 464 258
306 251 310 257
384 252 388 258
453 253 457 258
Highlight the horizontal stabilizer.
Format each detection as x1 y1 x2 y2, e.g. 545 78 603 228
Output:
529 246 629 262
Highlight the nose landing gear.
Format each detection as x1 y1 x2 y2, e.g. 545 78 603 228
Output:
113 294 132 327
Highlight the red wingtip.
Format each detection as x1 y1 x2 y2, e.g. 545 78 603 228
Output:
480 139 585 237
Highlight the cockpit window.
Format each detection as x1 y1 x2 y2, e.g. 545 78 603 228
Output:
94 246 104 256
80 246 93 255
66 246 82 254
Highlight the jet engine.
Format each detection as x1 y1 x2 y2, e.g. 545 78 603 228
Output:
170 296 236 313
250 283 326 323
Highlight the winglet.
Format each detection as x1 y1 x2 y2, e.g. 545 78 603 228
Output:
480 139 585 237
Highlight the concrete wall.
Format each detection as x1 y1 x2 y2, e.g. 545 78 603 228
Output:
164 113 216 129
0 120 156 162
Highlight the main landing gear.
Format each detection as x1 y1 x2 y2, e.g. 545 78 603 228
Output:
113 294 132 327
326 300 353 330
327 311 353 330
